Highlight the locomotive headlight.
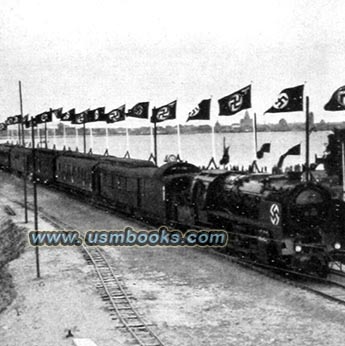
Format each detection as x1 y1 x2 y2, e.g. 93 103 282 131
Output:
334 242 341 250
295 244 302 253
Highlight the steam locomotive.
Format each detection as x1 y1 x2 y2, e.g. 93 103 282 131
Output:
0 143 344 276
191 170 345 276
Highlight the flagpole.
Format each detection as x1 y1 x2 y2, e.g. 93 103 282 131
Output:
83 122 86 153
19 81 25 146
150 124 154 155
253 112 258 162
153 107 158 166
305 96 310 182
177 123 181 158
342 141 345 202
105 126 109 151
75 127 79 149
31 117 40 278
126 125 130 153
53 127 57 147
44 122 47 148
211 122 216 161
63 123 66 148
90 126 93 151
18 81 28 223
17 120 21 144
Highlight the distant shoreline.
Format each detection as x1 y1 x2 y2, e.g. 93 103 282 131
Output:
0 123 345 139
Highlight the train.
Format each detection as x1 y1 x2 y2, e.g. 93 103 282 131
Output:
0 142 344 277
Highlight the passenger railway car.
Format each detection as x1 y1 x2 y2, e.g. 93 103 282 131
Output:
10 146 32 175
55 151 155 194
55 152 98 193
35 148 60 183
94 161 200 223
0 144 12 169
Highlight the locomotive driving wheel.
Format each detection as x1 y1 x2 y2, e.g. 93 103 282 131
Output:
308 254 329 278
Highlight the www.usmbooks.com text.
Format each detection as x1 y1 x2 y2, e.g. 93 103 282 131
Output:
28 227 228 247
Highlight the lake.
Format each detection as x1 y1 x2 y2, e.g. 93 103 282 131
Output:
2 130 331 171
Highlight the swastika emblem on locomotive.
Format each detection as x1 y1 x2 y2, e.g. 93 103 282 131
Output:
269 203 280 225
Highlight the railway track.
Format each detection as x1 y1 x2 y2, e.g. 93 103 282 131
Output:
3 183 345 322
0 193 166 346
207 248 345 307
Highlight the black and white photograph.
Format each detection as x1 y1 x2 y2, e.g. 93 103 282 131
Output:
1 0 345 345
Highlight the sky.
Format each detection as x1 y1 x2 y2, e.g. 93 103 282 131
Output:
0 0 345 127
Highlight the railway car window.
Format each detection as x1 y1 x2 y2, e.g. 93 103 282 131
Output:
295 189 323 205
127 178 136 192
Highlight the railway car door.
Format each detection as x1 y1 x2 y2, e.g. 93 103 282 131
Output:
137 178 142 208
92 168 101 195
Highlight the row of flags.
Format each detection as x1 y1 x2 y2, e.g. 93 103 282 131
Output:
1 84 345 130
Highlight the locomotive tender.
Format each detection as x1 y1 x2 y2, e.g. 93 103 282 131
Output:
0 143 344 276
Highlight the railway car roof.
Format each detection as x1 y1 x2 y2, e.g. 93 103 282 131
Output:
60 150 154 167
10 146 32 154
56 155 99 170
96 163 157 178
96 161 200 180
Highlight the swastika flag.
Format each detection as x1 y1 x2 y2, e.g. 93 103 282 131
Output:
256 143 271 159
6 115 21 125
218 85 251 116
324 86 345 111
105 105 126 123
187 99 211 122
72 109 90 125
35 111 52 124
151 101 176 123
60 109 75 122
265 85 304 113
127 102 149 119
